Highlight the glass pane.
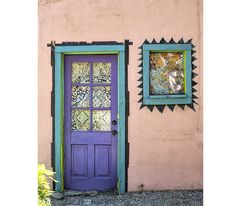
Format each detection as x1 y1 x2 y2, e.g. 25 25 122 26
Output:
72 86 90 107
72 110 90 131
72 62 90 83
149 52 185 95
92 62 111 83
92 86 111 108
92 110 111 131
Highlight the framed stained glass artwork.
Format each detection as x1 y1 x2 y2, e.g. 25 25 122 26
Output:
149 52 185 95
138 38 198 112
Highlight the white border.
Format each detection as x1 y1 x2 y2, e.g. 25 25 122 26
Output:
204 0 235 205
0 1 37 205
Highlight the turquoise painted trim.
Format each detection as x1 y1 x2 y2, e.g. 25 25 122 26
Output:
63 51 119 55
143 50 149 100
54 44 126 193
118 51 125 193
55 52 63 191
143 44 192 51
185 50 192 99
142 44 192 105
55 45 125 53
143 97 192 105
149 94 187 99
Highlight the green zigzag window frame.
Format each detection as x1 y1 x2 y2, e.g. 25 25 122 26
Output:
138 38 198 112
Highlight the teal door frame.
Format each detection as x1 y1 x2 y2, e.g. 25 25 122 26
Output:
54 45 126 193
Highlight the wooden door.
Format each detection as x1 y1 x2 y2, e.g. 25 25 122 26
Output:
64 55 118 191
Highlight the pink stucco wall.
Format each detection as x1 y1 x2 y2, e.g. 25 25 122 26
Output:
38 0 203 191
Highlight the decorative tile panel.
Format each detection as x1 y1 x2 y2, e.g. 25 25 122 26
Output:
92 86 111 108
149 52 184 95
92 110 111 131
92 62 111 83
72 110 90 131
72 62 90 83
72 86 90 107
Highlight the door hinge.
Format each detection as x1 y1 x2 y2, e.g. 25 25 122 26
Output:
117 112 119 120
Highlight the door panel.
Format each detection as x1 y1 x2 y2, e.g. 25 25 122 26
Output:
94 145 110 177
64 55 118 191
72 145 88 177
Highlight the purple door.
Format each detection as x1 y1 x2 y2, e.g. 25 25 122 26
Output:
64 55 118 191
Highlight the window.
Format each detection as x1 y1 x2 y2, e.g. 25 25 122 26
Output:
138 39 197 112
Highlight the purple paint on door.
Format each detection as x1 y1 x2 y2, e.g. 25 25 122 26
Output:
64 55 118 191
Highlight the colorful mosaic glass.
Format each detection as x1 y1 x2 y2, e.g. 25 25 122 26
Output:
72 62 90 83
92 110 111 131
92 62 111 83
92 86 111 108
149 52 185 95
72 110 90 131
72 86 90 107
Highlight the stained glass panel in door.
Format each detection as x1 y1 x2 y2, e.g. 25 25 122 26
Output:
92 86 111 108
71 60 112 132
92 110 111 131
71 86 90 108
72 62 90 83
92 62 111 83
72 110 90 131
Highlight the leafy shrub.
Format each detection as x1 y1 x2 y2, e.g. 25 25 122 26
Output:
38 164 56 206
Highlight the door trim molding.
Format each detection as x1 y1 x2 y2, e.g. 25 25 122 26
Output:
53 44 128 193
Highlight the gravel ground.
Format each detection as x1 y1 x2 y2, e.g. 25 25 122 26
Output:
51 190 203 206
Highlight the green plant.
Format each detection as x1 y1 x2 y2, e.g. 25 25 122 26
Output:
38 164 56 206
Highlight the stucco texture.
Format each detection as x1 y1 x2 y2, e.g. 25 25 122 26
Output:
38 0 203 191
